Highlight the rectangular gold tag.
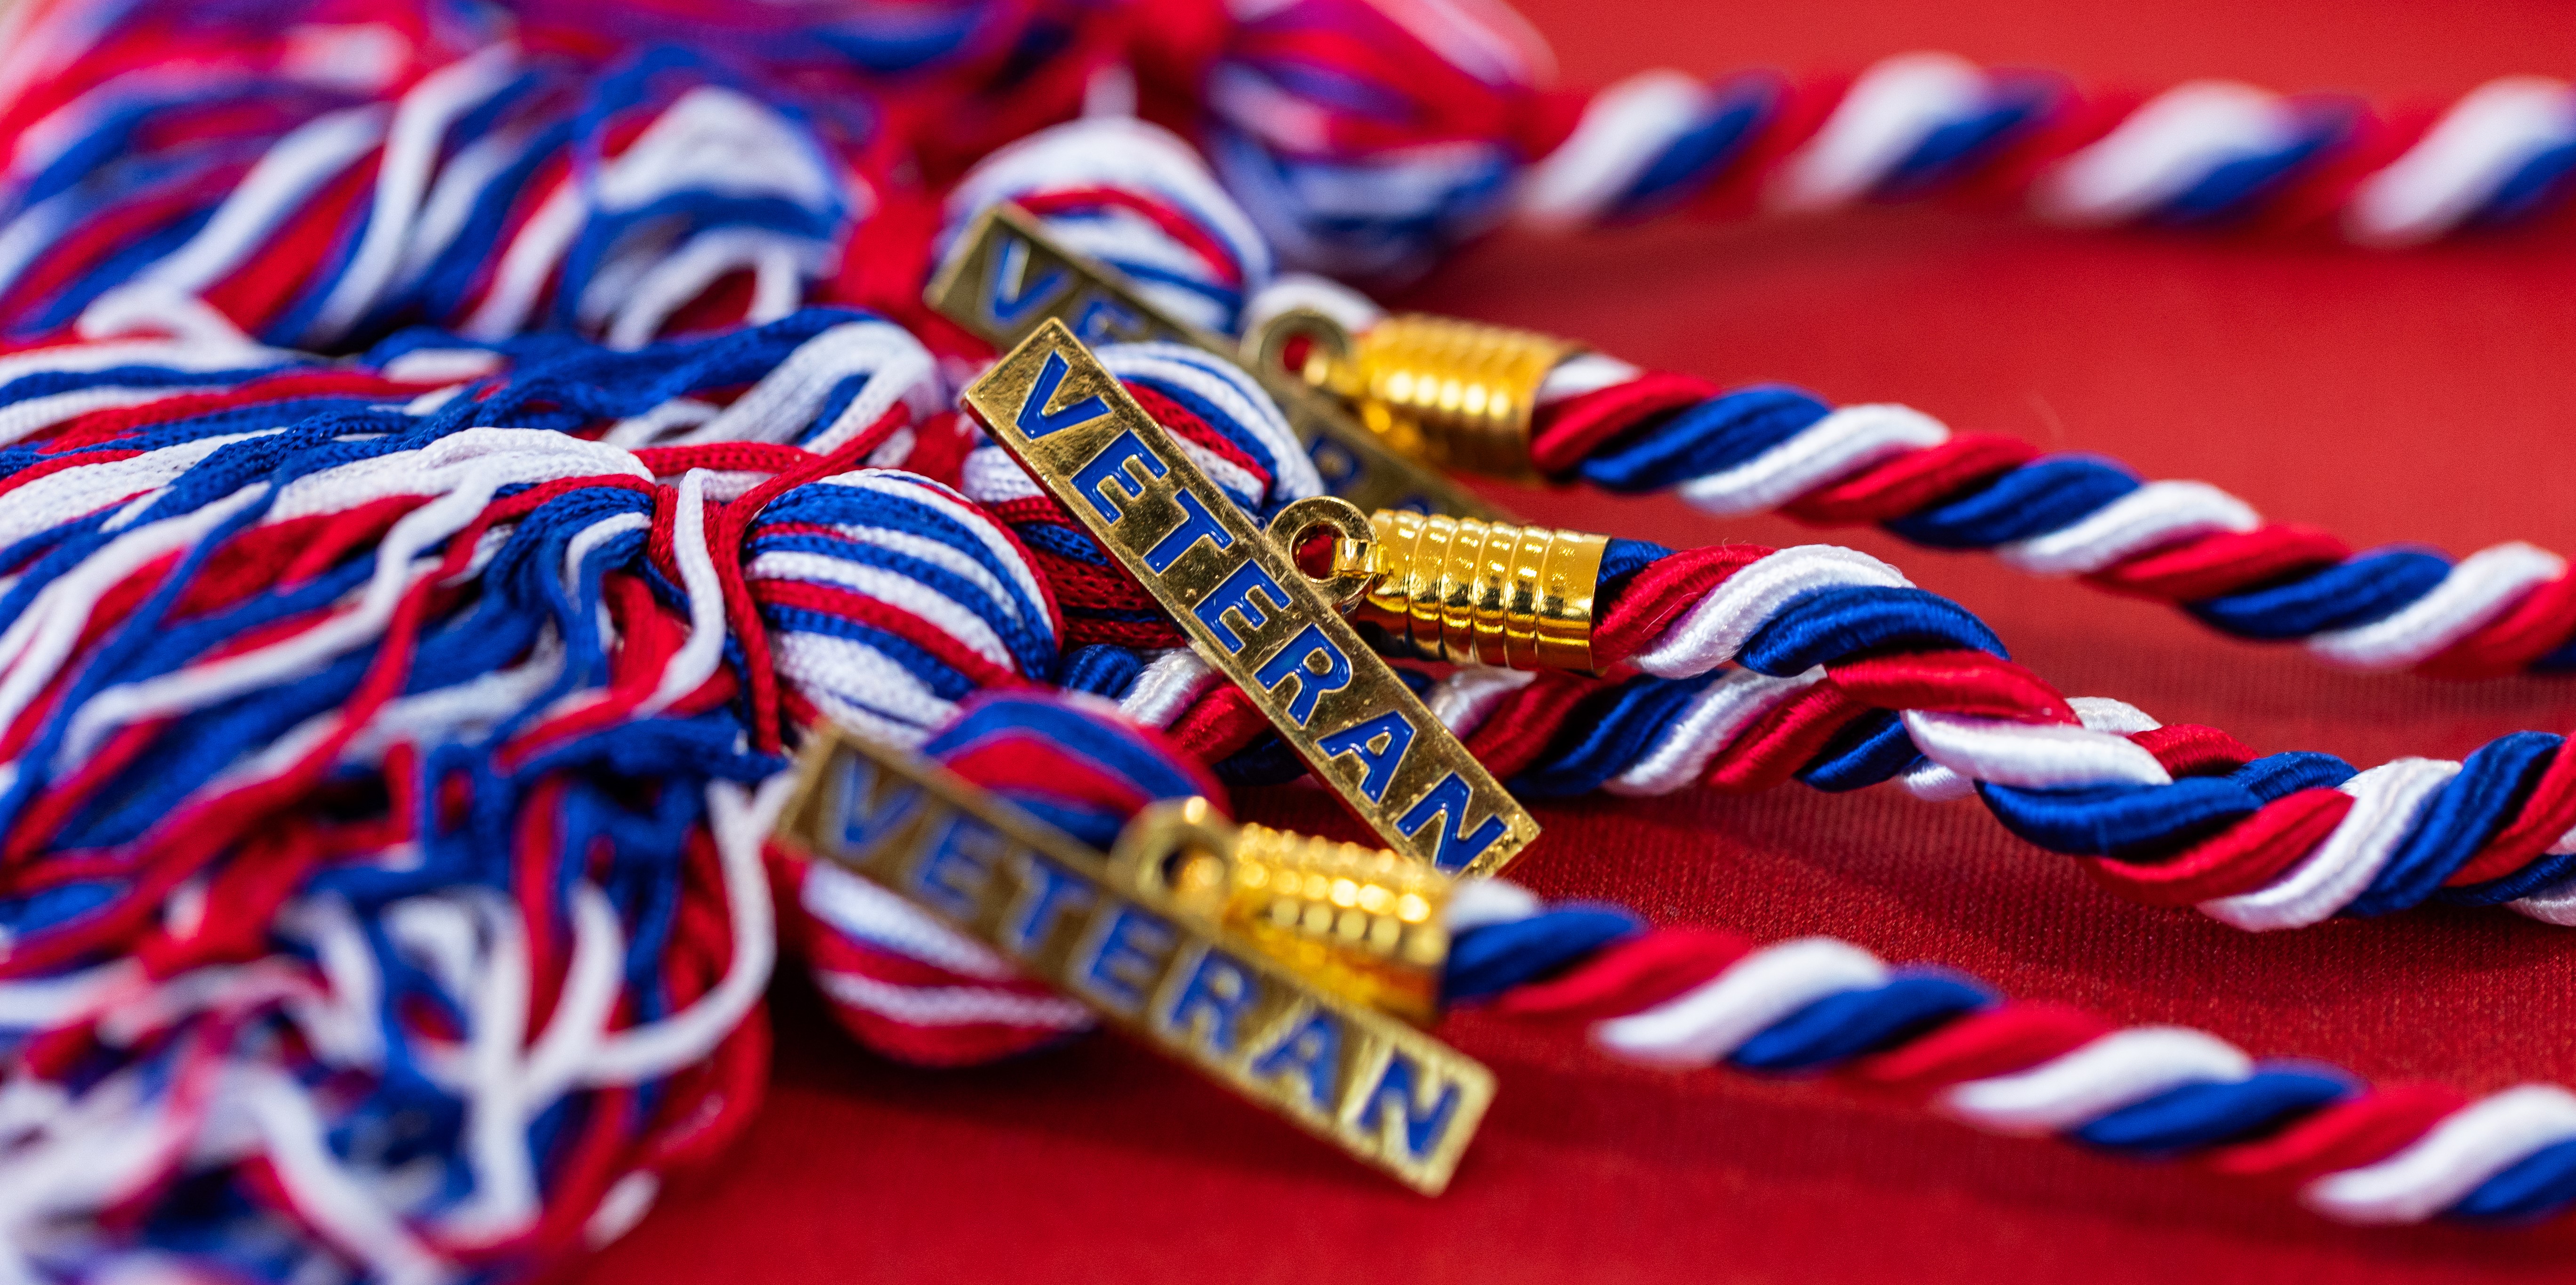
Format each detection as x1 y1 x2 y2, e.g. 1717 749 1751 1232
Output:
961 320 1539 877
926 203 1507 521
777 724 1496 1194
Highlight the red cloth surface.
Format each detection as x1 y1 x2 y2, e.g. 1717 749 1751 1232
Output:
582 2 2576 1280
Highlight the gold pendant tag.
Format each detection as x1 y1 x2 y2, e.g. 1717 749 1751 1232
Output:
777 725 1495 1194
961 320 1539 877
926 203 1508 520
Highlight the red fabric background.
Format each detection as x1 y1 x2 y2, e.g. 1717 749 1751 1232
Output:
582 2 2576 1280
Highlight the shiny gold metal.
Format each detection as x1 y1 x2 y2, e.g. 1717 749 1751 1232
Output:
1251 308 1580 478
925 203 1509 519
1353 509 1608 674
1109 797 1452 1025
778 727 1495 1194
961 321 1538 877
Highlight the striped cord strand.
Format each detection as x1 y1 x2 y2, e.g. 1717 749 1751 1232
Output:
876 687 2576 1229
1450 885 2576 1227
1197 3 2576 275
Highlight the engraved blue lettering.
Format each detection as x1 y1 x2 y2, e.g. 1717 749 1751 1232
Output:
1015 350 1110 439
1397 773 1509 873
1001 856 1095 954
1249 1008 1344 1113
836 755 924 853
910 816 999 919
1071 429 1167 524
1142 488 1236 573
1070 294 1147 344
986 237 1067 329
1162 947 1260 1055
1354 1051 1463 1161
1316 710 1415 802
1191 560 1288 653
1078 904 1176 1014
1250 623 1353 725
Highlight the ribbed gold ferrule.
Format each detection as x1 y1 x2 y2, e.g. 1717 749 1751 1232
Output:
1310 314 1578 477
1114 798 1455 1023
1218 822 1451 1024
1357 509 1607 674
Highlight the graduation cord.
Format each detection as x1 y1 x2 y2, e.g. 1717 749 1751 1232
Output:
0 312 1031 1281
13 0 2576 357
1197 11 2576 275
881 687 2576 1229
1238 280 2576 682
8 300 2576 1277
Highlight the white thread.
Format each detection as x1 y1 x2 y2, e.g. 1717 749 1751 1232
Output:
2035 81 2300 224
2198 757 2462 930
1609 666 1823 796
1118 649 1220 727
2307 542 2566 670
2348 77 2576 246
1901 710 2174 789
1996 480 2259 576
1628 545 1913 678
1517 69 1715 230
1422 665 1538 738
1595 937 1890 1066
818 972 1094 1030
1676 403 1951 517
2305 1085 2576 1223
1942 1027 2253 1134
1770 53 1990 212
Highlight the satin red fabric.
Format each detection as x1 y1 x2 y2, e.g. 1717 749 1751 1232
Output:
584 0 2576 1279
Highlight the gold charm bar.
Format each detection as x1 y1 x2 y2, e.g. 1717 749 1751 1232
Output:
963 322 1539 877
777 725 1495 1194
1110 797 1453 1025
1355 510 1607 675
925 203 1509 520
1250 309 1579 479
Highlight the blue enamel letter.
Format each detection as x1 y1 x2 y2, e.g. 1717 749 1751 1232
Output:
1191 561 1287 653
1163 947 1260 1055
1016 349 1110 439
1316 710 1415 802
1071 429 1167 524
1355 1052 1464 1161
986 237 1066 329
1143 488 1235 572
1250 623 1352 725
1396 773 1508 873
1249 1008 1345 1113
1077 905 1176 1014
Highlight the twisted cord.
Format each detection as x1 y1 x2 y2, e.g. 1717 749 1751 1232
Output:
1200 7 2576 275
1519 348 2576 680
870 687 2576 1229
1229 268 2576 682
1452 886 2576 1227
